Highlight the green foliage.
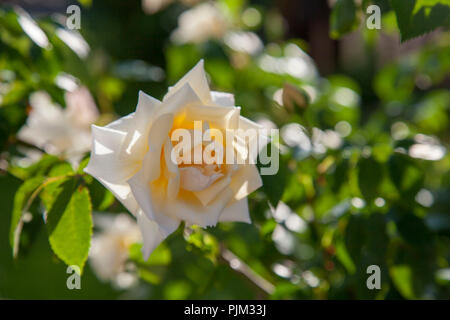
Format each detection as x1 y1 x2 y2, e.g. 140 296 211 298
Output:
330 0 450 40
9 175 45 257
0 0 449 300
391 0 450 41
46 179 92 273
358 155 383 201
330 0 359 39
260 143 290 207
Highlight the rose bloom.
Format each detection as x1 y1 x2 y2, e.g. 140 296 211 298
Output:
89 213 141 288
17 86 98 165
85 61 265 259
142 0 201 15
171 2 229 44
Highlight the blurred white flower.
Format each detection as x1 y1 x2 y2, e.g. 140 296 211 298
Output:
171 2 229 44
258 43 318 82
271 201 307 233
332 87 359 107
281 123 311 151
312 128 343 151
224 31 263 55
408 134 446 161
89 213 141 288
272 224 295 254
142 0 173 14
142 0 201 14
17 86 98 166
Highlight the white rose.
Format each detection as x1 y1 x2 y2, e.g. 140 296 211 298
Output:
85 60 265 260
171 2 229 44
89 213 141 287
17 86 98 165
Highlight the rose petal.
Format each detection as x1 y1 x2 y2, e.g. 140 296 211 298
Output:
185 104 240 129
136 210 179 260
121 91 162 159
93 177 140 216
159 83 203 119
164 187 233 227
179 166 223 192
219 198 251 223
211 91 235 107
128 173 180 236
237 116 270 161
229 164 262 201
85 123 140 183
239 116 263 131
164 60 211 104
193 169 231 206
139 112 174 184
65 86 99 128
163 137 180 200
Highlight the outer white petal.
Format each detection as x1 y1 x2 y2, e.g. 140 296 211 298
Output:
95 177 140 216
164 60 211 104
239 116 263 131
237 115 270 160
128 172 180 235
229 164 262 201
121 91 162 159
140 112 174 184
135 91 161 128
128 124 180 235
85 123 140 183
219 198 251 223
211 91 235 107
105 113 136 132
158 82 203 117
136 210 179 260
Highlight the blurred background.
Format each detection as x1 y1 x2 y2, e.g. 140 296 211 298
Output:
0 0 449 299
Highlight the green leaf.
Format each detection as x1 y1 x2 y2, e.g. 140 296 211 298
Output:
77 157 90 174
388 153 424 200
391 0 450 41
9 155 61 180
9 175 45 257
344 215 366 262
394 209 434 246
259 143 289 207
390 265 415 299
336 240 356 274
47 179 92 273
40 163 75 210
358 155 383 201
330 0 359 39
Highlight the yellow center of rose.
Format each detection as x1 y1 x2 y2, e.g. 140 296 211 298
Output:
156 113 228 194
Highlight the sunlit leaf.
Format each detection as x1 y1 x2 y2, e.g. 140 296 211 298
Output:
47 179 92 273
